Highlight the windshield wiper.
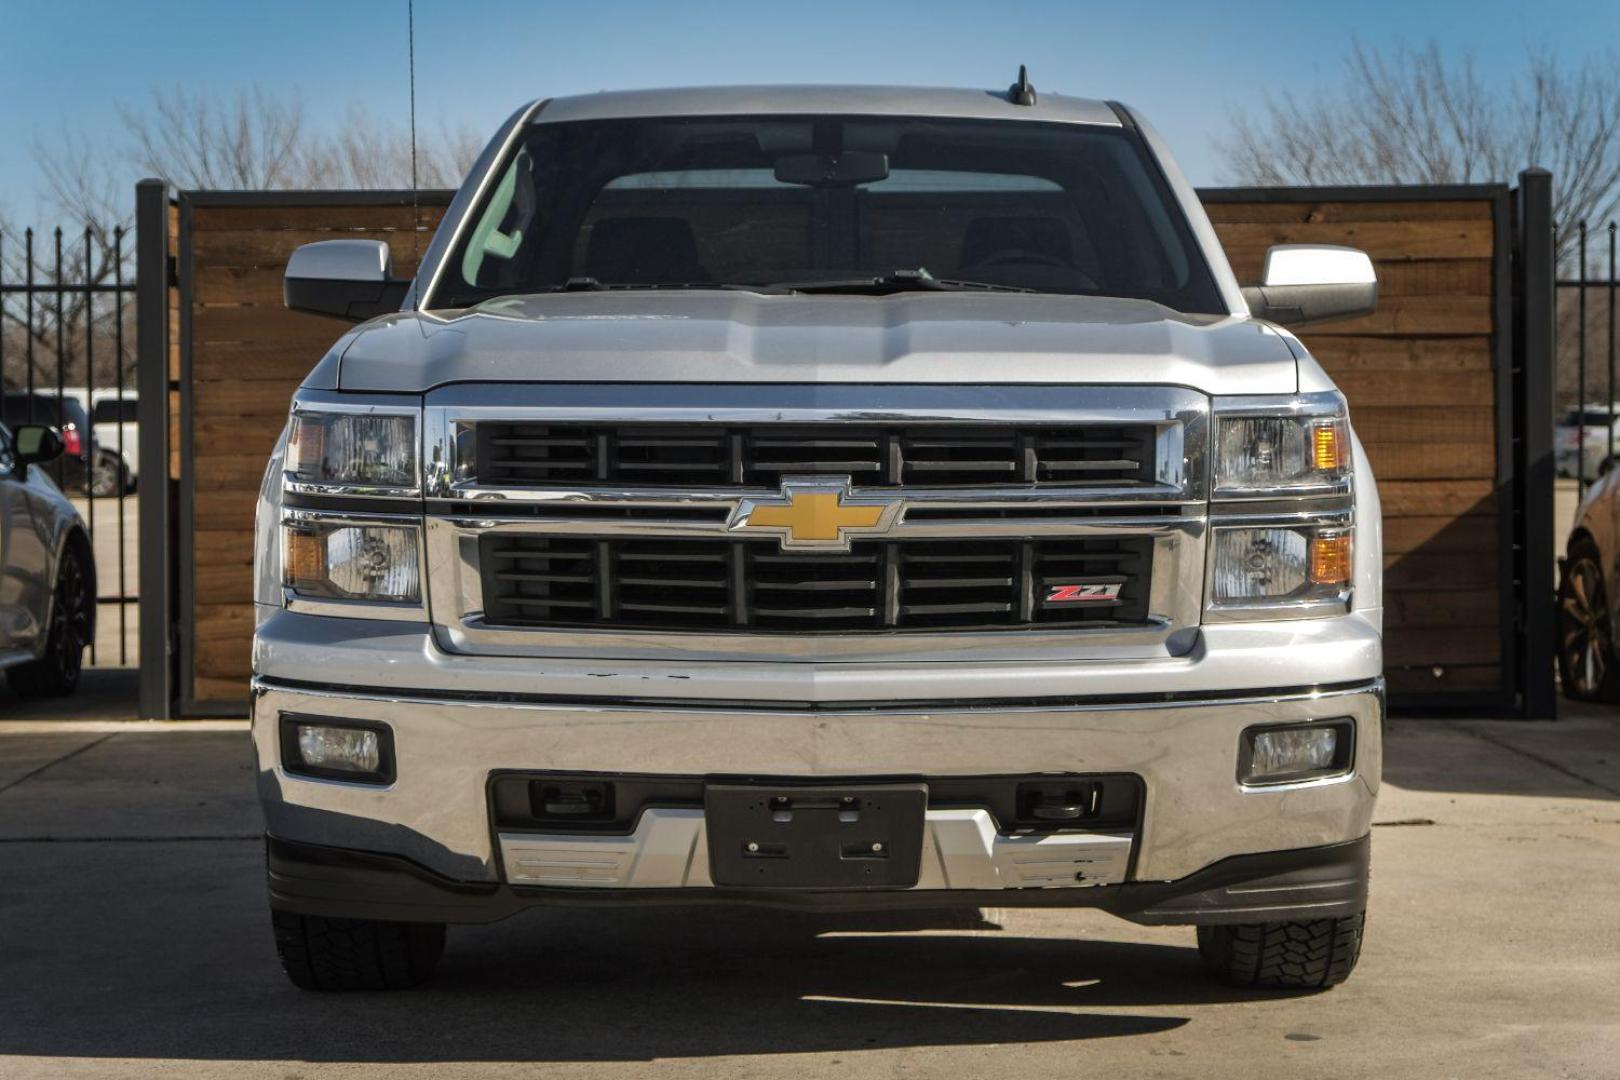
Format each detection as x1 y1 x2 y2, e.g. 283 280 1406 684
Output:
744 269 1038 296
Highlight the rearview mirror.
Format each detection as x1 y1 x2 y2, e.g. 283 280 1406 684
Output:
10 425 63 477
284 239 412 322
1242 245 1377 327
774 151 890 187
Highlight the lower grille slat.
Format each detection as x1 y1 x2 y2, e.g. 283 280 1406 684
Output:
478 535 1153 634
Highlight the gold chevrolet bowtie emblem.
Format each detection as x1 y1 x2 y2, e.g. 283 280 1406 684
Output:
732 478 900 550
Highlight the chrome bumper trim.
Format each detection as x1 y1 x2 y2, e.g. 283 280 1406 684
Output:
498 808 1133 890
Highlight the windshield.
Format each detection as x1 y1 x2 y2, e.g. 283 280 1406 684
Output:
434 115 1224 312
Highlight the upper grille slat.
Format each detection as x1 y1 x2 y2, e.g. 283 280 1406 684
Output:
479 535 1153 634
474 422 1157 489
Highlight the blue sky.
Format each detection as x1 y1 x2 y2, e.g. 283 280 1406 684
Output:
3 0 1617 223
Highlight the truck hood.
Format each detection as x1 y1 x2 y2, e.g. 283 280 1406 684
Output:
332 292 1299 395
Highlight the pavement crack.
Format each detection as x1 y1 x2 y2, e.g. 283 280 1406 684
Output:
1456 723 1620 798
0 732 114 796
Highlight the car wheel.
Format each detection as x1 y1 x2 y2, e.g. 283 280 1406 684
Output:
1197 912 1365 990
6 542 91 698
1558 541 1620 701
272 910 446 991
89 450 123 497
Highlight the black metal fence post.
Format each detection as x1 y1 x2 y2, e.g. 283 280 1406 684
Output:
136 179 174 720
1516 168 1558 719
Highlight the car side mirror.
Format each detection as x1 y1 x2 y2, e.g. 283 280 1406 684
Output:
283 239 412 322
1241 245 1377 327
11 425 63 477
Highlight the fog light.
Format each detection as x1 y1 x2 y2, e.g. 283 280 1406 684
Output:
1241 721 1352 785
281 717 394 784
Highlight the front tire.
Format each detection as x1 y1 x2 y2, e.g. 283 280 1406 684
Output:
7 542 91 699
271 910 446 991
1558 541 1620 701
1197 912 1365 990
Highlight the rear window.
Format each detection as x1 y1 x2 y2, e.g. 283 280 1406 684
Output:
436 114 1223 313
92 398 139 424
1 394 88 429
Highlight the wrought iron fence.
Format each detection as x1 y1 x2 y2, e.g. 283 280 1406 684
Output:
1557 222 1620 495
0 225 139 666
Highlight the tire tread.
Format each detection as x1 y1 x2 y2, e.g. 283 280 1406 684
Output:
1198 912 1364 989
272 910 445 991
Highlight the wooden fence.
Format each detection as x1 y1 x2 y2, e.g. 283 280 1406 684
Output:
158 184 1540 716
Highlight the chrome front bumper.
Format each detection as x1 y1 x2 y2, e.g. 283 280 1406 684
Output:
251 610 1383 891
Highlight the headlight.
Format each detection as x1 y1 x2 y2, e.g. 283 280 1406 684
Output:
1208 524 1351 612
286 409 417 493
283 521 421 603
1213 393 1350 496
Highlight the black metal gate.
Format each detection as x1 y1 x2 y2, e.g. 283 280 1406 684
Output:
0 223 140 668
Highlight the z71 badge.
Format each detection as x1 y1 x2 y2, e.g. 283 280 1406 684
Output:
1045 582 1124 604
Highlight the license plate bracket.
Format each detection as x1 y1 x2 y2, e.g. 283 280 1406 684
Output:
705 783 928 889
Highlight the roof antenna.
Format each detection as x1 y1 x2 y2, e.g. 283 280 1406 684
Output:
1008 64 1037 106
407 0 423 318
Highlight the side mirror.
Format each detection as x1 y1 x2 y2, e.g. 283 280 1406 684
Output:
1241 245 1377 327
11 425 63 477
283 239 412 321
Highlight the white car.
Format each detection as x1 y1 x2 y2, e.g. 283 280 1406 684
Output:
58 387 137 493
1555 403 1620 479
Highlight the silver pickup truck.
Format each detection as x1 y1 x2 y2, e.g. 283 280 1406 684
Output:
253 80 1384 993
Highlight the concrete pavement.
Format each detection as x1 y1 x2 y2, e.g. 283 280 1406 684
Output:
1 700 1617 1078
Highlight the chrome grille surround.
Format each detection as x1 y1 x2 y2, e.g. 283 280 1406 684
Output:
422 384 1210 663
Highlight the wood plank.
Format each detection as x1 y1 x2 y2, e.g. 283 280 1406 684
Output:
190 229 431 272
1309 336 1493 372
1378 480 1496 518
1385 589 1499 629
1333 370 1496 407
192 560 254 603
1385 626 1500 666
1372 259 1492 298
191 305 352 346
192 378 300 418
194 491 262 530
1201 199 1494 225
1354 406 1495 445
192 205 446 231
1384 552 1499 590
195 453 280 488
194 637 252 680
190 340 338 379
191 676 250 708
1213 220 1494 261
1382 516 1501 555
1360 440 1495 480
1298 295 1492 336
1385 665 1502 693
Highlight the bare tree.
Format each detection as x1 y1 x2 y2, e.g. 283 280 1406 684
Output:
122 86 480 191
3 85 481 390
1218 41 1620 263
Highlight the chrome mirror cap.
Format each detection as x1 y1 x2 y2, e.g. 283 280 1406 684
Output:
284 240 408 322
1243 244 1377 327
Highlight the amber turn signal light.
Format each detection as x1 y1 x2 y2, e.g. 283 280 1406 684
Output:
1308 533 1352 585
1311 421 1345 472
284 529 327 586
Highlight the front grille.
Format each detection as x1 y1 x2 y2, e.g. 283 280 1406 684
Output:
478 535 1153 633
474 423 1157 489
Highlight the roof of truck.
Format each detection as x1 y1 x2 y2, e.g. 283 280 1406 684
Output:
528 85 1124 127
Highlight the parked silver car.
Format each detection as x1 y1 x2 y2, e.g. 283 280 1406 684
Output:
0 423 94 697
1560 465 1620 698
